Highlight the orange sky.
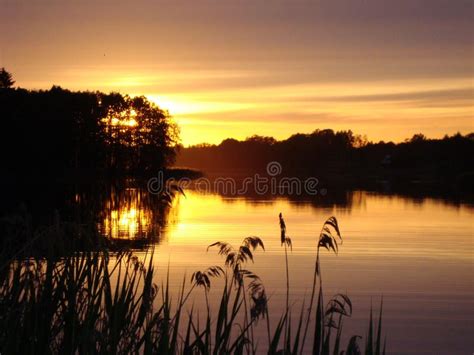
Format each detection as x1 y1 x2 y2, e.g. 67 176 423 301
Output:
1 0 472 146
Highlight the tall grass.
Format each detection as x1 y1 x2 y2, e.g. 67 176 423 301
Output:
279 212 293 350
0 215 385 354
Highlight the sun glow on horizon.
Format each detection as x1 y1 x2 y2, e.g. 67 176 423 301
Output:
146 94 254 116
141 77 474 146
9 68 473 147
4 0 472 147
9 67 472 147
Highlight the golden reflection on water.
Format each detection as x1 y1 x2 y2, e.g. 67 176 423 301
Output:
98 187 158 240
152 190 473 354
104 189 474 354
162 190 473 260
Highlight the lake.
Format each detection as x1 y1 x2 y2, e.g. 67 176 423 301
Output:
144 189 473 354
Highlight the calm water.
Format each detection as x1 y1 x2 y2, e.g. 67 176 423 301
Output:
144 190 473 354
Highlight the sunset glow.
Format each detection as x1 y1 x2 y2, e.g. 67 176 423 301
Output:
1 0 472 145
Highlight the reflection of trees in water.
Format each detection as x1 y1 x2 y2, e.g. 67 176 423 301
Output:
72 182 168 245
1 178 470 254
0 180 173 254
208 184 356 210
96 185 166 241
197 184 471 213
0 180 171 249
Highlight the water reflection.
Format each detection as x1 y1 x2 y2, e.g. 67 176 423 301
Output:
1 178 471 248
88 184 474 246
1 180 472 353
99 188 152 239
155 189 474 355
96 185 166 242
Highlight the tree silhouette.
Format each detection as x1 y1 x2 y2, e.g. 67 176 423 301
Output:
0 68 15 88
177 129 474 192
0 86 179 179
100 94 179 173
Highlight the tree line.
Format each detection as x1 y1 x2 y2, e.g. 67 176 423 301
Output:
1 77 179 182
177 130 474 192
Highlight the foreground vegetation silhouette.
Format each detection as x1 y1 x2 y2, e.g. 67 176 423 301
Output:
0 215 385 354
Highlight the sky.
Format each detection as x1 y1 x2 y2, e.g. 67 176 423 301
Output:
1 0 473 146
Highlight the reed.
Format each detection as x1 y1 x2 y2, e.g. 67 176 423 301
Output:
279 212 292 350
0 215 385 354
